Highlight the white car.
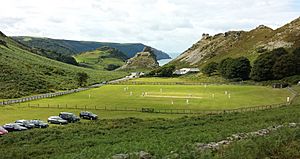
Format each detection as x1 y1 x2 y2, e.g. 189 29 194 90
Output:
47 116 68 125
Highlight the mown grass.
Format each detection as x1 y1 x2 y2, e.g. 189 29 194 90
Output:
21 84 291 110
0 101 300 158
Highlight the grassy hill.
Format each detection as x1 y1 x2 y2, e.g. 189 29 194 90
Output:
171 17 300 68
74 46 127 70
0 31 127 99
12 36 171 60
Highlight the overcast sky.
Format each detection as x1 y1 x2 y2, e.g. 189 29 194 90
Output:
0 0 299 53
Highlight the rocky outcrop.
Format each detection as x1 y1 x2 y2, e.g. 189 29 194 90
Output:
195 122 298 152
118 47 159 70
171 16 300 67
111 151 153 159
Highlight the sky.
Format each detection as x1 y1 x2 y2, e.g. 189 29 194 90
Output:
0 0 299 53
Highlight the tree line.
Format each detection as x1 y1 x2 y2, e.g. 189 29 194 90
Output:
202 47 300 82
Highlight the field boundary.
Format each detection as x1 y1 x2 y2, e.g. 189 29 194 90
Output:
27 102 290 115
0 84 103 106
26 87 298 115
0 76 133 106
109 81 240 85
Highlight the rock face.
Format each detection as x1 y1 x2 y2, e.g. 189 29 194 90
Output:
119 47 159 70
171 16 300 67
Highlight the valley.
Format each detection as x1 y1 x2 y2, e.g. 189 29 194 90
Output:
0 8 300 158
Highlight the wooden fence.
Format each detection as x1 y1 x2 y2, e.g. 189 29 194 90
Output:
27 102 290 115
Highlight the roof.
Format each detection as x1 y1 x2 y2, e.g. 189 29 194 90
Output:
173 68 200 75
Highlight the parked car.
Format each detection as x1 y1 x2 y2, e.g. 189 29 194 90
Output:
59 112 80 123
15 120 35 129
47 116 68 125
79 111 98 120
0 126 8 136
29 120 49 128
3 123 27 132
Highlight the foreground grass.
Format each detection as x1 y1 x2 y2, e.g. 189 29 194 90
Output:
216 127 300 159
0 103 300 159
22 85 291 110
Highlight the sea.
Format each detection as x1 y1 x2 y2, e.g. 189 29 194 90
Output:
158 53 180 66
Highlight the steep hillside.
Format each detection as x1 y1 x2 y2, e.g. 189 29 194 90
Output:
119 47 159 71
74 46 127 70
171 17 300 68
12 36 171 60
0 31 126 99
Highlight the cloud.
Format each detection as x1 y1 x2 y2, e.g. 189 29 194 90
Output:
0 0 299 53
1 17 24 28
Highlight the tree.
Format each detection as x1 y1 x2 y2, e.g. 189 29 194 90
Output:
292 47 300 74
250 48 288 81
218 58 234 79
230 57 251 80
202 62 218 76
218 57 251 80
76 72 89 87
272 54 297 79
105 64 120 71
148 64 176 77
158 65 176 77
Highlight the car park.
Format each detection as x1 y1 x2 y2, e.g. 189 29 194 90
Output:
79 111 98 120
3 123 28 132
15 120 35 129
0 126 8 136
48 116 68 125
59 112 80 123
29 120 49 128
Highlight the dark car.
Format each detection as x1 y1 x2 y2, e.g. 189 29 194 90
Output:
15 120 35 129
79 111 98 120
0 126 8 136
3 123 27 132
59 112 80 123
29 120 49 128
48 116 68 125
